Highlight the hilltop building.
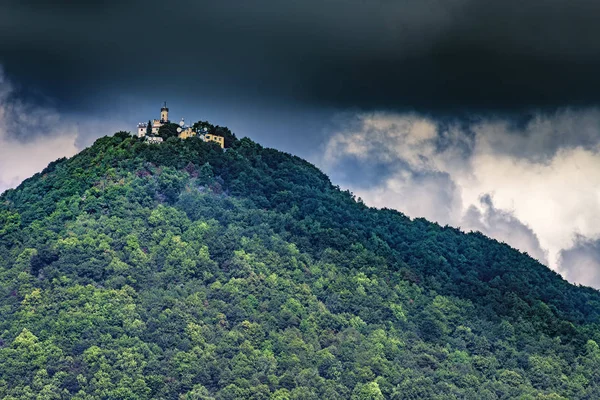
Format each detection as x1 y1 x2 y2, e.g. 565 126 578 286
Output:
203 133 225 147
137 103 170 137
176 118 196 140
146 136 163 144
136 103 225 148
175 118 225 148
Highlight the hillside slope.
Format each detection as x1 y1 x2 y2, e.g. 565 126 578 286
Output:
1 132 600 399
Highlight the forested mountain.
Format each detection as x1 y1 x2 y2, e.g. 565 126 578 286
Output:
1 132 600 399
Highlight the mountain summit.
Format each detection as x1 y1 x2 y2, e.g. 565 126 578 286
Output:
1 132 599 399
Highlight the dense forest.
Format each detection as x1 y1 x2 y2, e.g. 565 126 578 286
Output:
1 131 600 399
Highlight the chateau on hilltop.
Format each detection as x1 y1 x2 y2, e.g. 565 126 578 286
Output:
137 103 170 137
136 103 225 148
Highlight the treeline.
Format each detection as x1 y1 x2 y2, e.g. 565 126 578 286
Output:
0 132 599 398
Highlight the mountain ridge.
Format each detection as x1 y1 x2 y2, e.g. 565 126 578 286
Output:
1 131 599 399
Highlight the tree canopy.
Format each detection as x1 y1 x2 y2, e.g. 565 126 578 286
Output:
0 132 599 399
158 122 181 140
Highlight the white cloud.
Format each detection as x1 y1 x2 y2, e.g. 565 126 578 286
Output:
357 170 464 227
463 143 600 267
0 66 78 193
322 112 472 226
0 66 126 194
321 110 600 288
463 194 548 265
558 235 600 289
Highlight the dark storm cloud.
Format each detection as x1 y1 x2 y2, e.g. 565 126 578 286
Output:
2 0 600 112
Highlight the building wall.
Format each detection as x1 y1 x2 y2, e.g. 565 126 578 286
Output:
137 123 148 138
146 136 163 144
205 134 225 148
137 106 172 138
136 108 225 148
178 128 196 140
152 119 163 135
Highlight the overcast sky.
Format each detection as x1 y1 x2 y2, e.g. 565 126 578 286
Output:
2 0 600 288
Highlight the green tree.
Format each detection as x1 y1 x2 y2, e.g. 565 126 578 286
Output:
158 122 181 140
351 382 385 400
0 131 599 399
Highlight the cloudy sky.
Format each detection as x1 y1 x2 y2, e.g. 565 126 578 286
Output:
2 0 600 288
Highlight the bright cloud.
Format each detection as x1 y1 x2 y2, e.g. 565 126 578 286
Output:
0 66 79 193
321 110 600 288
558 234 600 288
0 66 127 194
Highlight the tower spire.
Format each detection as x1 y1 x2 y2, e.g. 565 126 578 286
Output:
160 101 169 123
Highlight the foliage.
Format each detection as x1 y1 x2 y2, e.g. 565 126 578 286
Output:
192 121 237 148
158 123 181 140
0 132 600 399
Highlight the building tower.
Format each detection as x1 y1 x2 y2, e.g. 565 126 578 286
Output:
160 102 169 123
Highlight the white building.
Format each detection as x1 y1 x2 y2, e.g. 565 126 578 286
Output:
136 103 225 148
137 102 170 138
146 136 163 144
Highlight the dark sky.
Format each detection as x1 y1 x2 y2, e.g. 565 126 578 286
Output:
3 0 600 114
